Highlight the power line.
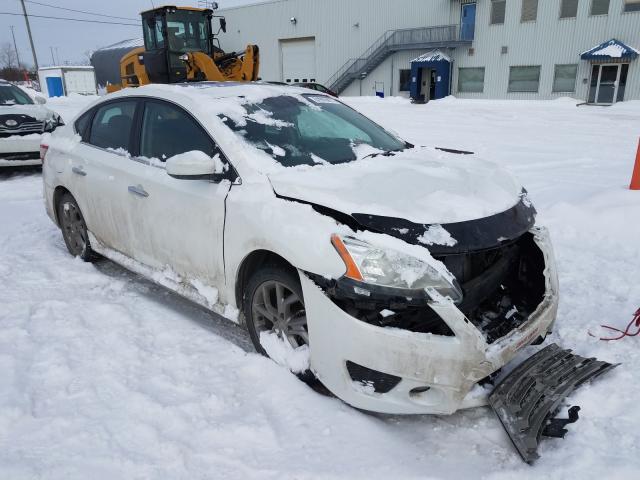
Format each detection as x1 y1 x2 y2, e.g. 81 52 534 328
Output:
0 12 140 26
24 0 138 21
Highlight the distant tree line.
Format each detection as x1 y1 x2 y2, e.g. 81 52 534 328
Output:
0 41 35 82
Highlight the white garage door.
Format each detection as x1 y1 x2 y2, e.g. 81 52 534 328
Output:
281 38 316 83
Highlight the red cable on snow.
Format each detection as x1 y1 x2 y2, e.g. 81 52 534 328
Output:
589 308 640 341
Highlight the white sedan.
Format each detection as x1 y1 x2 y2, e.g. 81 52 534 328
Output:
0 80 63 166
42 82 558 415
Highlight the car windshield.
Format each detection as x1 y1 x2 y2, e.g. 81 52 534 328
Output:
220 94 406 167
0 85 34 105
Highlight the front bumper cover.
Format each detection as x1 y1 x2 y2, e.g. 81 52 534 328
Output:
489 343 618 463
302 227 559 415
0 134 42 166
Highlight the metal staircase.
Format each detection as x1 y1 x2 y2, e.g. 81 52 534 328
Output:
326 25 472 94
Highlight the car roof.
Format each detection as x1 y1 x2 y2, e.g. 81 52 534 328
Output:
118 81 315 101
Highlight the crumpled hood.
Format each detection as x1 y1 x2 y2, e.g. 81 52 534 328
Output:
0 104 51 121
268 147 523 225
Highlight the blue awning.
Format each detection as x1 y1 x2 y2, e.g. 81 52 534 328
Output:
581 39 639 60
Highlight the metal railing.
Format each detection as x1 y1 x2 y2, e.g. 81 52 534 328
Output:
326 24 470 93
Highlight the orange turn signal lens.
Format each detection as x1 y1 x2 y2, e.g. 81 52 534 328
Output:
331 234 363 281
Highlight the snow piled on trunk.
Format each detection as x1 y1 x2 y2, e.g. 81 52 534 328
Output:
1 94 640 479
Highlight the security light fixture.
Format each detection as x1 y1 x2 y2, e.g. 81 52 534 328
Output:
290 17 297 24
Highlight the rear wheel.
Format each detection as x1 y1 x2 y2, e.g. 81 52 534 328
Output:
56 193 97 262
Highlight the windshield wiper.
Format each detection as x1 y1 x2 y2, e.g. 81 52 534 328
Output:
362 149 401 160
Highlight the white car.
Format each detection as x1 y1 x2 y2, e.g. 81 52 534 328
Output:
0 80 63 167
42 82 559 415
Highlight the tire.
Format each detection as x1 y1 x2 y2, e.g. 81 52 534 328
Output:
243 263 309 358
56 192 98 262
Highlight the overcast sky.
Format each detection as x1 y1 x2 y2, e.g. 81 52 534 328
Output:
0 0 263 68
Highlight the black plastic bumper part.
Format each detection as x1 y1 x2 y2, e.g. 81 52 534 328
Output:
489 343 618 464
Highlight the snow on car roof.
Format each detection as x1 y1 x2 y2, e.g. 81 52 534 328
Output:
176 81 311 97
120 81 314 104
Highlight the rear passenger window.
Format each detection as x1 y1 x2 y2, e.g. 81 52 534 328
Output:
74 111 93 142
140 101 216 161
88 101 137 151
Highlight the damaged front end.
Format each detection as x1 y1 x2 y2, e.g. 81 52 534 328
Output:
310 193 553 347
301 194 561 415
301 195 618 462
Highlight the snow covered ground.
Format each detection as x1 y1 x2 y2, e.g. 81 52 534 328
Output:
1 94 639 479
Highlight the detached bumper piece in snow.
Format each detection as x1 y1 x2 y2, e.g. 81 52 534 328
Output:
489 343 618 464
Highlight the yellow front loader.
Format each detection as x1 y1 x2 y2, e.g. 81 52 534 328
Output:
107 5 259 93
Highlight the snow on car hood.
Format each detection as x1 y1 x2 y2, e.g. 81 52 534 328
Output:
0 104 51 121
267 147 523 225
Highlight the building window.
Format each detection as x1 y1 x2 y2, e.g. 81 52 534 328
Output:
590 0 610 15
458 68 485 93
399 69 411 92
521 0 538 22
624 0 640 12
490 0 506 24
560 0 579 18
508 66 541 92
553 64 578 92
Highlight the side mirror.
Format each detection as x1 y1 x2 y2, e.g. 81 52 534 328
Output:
35 95 47 105
166 151 227 180
220 18 227 33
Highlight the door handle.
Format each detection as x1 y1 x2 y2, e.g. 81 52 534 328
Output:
71 166 86 176
128 185 149 198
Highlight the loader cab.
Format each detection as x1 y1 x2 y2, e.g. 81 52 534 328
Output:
141 6 214 84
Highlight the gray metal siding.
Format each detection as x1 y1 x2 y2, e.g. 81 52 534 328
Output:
341 49 426 97
450 0 640 100
220 0 640 101
219 0 456 85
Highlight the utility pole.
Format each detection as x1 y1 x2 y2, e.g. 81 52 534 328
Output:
50 46 55 65
10 26 21 69
19 0 39 71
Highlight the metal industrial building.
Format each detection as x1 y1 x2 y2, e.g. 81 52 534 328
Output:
219 0 640 104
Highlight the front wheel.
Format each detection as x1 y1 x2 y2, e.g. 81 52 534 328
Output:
244 264 311 373
56 193 98 262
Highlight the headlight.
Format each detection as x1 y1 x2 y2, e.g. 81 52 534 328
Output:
44 115 64 132
331 234 463 303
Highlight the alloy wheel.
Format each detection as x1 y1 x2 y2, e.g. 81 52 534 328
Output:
251 279 308 348
60 201 87 256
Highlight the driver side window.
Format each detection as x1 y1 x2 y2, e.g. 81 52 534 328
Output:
140 100 218 161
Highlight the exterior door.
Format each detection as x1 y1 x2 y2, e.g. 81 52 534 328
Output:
589 64 629 104
126 99 231 297
69 99 140 258
420 68 430 101
461 3 476 41
45 76 64 97
430 69 437 100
